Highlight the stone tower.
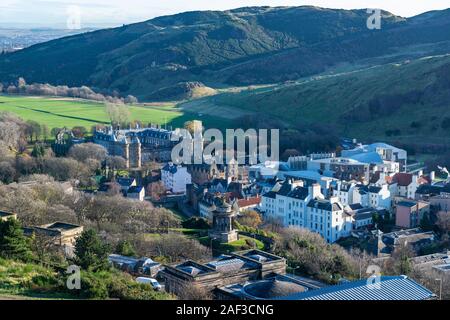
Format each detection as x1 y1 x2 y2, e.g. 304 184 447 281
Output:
209 197 239 243
129 136 142 168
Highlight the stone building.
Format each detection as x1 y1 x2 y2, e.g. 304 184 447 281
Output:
23 222 84 257
209 197 239 243
94 125 180 168
160 249 288 298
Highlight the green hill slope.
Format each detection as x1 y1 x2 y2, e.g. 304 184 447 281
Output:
206 54 450 147
4 6 450 100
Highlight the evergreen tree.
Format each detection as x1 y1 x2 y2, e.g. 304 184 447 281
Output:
0 218 32 261
31 143 46 158
74 229 111 271
115 240 137 257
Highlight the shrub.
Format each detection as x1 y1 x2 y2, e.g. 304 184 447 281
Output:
182 217 210 230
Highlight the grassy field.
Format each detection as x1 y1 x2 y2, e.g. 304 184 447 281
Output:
0 95 231 131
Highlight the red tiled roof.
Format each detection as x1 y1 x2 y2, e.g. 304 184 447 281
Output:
392 173 413 187
238 196 261 208
418 176 431 185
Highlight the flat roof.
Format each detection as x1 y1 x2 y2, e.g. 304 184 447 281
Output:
0 211 15 217
42 222 82 231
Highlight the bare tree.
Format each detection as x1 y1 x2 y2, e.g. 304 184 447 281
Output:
68 143 107 162
106 103 130 127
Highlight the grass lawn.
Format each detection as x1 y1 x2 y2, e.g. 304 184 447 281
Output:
199 235 265 254
0 95 230 131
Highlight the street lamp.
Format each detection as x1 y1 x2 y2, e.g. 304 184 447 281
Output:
435 278 443 301
210 237 217 257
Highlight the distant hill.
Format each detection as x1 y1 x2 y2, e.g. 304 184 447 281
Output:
204 54 450 148
1 6 449 101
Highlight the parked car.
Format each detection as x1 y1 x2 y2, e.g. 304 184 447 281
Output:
136 277 162 291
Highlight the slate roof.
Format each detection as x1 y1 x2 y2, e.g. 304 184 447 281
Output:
397 201 417 208
307 199 342 212
162 163 178 174
280 276 434 300
416 184 443 195
287 186 309 200
117 177 136 187
263 191 277 199
392 173 413 187
368 186 382 193
128 186 144 194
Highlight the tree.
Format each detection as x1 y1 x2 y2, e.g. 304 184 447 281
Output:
238 210 263 228
25 120 42 142
74 229 111 271
72 126 88 139
115 240 137 257
50 127 62 138
124 95 138 104
0 218 32 261
106 103 130 127
31 143 46 158
177 283 213 300
147 181 166 200
273 228 359 283
68 143 107 162
41 124 50 141
384 245 415 276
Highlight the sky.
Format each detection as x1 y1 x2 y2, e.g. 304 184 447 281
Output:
0 0 449 28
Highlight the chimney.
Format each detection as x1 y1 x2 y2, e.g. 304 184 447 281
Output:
330 196 339 204
309 183 322 198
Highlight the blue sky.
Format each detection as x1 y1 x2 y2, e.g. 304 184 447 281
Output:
1 0 449 28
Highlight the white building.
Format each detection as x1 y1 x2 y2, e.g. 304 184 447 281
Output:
161 163 192 194
261 180 352 243
126 186 145 201
341 142 407 172
333 182 392 211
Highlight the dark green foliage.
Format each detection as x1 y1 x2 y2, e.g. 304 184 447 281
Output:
0 218 32 261
274 228 359 284
115 240 136 257
73 229 111 271
182 217 210 230
73 270 173 300
31 143 46 158
441 117 450 130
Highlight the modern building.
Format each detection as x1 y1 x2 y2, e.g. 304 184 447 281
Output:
341 143 407 172
396 200 430 228
161 163 192 194
280 276 435 300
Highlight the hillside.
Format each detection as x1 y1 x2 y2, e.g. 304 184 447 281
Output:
2 6 450 100
197 54 450 148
